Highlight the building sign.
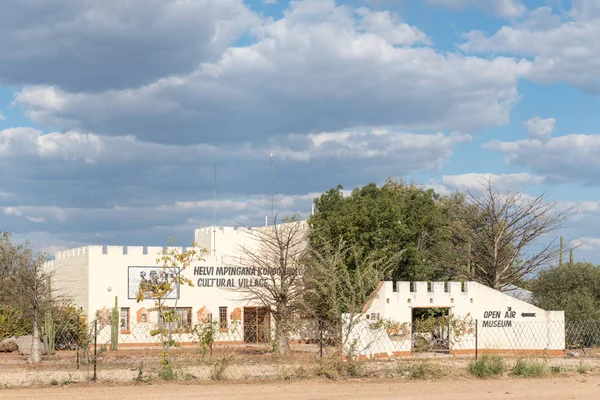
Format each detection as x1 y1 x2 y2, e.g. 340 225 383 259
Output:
127 266 180 300
481 310 518 328
193 266 267 288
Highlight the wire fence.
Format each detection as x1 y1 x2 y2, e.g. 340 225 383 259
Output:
2 318 600 384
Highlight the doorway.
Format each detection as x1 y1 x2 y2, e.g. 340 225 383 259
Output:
243 307 271 343
411 307 450 353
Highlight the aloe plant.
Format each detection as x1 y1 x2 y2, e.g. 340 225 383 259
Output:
111 296 119 351
41 277 55 354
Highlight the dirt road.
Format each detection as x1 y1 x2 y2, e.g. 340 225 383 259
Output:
2 376 599 400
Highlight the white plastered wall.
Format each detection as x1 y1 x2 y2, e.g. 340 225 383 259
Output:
348 281 565 358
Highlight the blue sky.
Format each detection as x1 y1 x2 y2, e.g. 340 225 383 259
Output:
1 0 600 262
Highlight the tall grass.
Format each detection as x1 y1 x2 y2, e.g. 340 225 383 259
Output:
468 355 504 378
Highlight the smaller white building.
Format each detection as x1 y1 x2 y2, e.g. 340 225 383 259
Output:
348 281 565 358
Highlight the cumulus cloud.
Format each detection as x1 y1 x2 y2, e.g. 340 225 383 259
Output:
13 0 529 144
0 112 5 120
428 172 545 195
484 133 600 184
460 4 600 93
0 126 467 245
0 0 259 91
523 116 556 140
427 0 526 18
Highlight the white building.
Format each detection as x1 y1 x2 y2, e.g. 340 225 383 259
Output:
46 221 309 345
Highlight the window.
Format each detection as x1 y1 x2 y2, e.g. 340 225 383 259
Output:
159 307 192 330
120 308 130 332
219 307 228 330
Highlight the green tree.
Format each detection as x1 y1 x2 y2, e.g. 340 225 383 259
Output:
531 262 600 321
308 178 459 281
302 238 397 345
136 239 205 377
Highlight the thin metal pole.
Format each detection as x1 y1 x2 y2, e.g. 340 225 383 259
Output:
93 319 98 381
475 319 478 360
213 164 217 256
319 320 324 359
270 153 274 225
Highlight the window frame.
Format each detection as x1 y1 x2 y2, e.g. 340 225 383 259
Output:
120 307 130 333
219 306 228 331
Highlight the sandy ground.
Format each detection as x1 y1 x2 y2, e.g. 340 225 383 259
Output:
2 376 600 400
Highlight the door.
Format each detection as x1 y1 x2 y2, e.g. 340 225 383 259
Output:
243 307 271 343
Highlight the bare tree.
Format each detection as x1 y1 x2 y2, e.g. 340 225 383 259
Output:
236 216 308 355
453 178 574 291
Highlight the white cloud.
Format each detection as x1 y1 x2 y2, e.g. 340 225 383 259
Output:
3 207 23 217
0 112 5 120
430 172 546 194
569 237 600 253
523 116 556 140
484 133 600 184
427 0 526 18
460 5 600 93
13 1 529 144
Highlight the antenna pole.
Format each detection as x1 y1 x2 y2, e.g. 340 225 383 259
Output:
213 164 216 256
270 153 274 225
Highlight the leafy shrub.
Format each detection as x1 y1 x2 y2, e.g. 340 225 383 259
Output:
512 359 547 378
0 304 30 340
468 355 504 378
52 304 89 350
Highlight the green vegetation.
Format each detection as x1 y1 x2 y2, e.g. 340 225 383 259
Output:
512 359 548 378
397 362 445 380
532 262 600 322
468 355 504 378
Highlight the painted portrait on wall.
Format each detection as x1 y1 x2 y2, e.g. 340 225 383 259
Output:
127 266 180 300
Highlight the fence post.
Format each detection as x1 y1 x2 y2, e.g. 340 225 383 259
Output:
475 319 478 361
319 327 324 359
92 319 98 382
76 345 80 370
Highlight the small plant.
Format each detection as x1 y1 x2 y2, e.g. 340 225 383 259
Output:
317 350 367 380
512 359 548 378
182 373 198 381
550 365 563 374
577 361 589 374
192 319 219 358
210 356 233 380
158 351 177 381
50 379 58 386
133 362 151 384
397 362 444 380
468 355 504 378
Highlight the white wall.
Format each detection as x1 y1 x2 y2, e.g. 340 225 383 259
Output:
46 247 90 314
349 281 565 358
